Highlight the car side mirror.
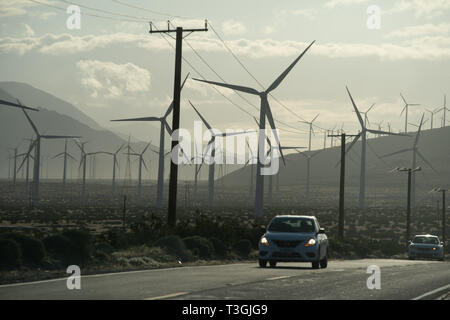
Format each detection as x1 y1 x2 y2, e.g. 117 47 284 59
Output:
318 228 325 234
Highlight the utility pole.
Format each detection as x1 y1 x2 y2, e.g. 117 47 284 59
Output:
392 166 421 247
329 133 358 240
430 187 447 245
149 20 208 228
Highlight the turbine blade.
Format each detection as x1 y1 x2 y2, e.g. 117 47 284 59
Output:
189 100 212 130
51 152 64 159
400 105 407 116
346 87 364 128
400 93 407 105
367 129 407 137
142 158 148 171
380 148 411 158
111 116 161 122
163 119 172 135
266 40 315 93
366 103 376 113
141 142 151 155
264 100 285 166
344 133 362 155
22 108 39 136
41 135 82 139
115 143 125 154
193 78 259 95
416 150 439 175
0 99 39 112
163 101 174 119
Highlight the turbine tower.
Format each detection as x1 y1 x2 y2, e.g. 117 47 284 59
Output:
296 149 324 206
189 101 248 207
21 108 80 206
193 40 315 216
436 94 449 128
51 139 77 196
124 142 151 201
111 74 189 208
344 87 405 209
381 114 438 209
299 114 319 151
400 93 420 133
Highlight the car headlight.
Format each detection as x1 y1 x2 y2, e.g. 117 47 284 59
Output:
260 237 269 247
304 238 316 247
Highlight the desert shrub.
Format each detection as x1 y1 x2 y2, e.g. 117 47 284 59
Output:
232 239 252 257
104 228 129 249
43 234 73 262
0 239 22 269
44 230 93 265
209 237 227 257
183 236 214 259
153 235 193 262
0 232 45 264
95 242 115 255
94 250 110 262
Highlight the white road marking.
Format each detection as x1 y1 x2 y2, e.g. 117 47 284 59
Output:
145 292 188 300
266 276 291 281
412 283 450 300
0 263 252 288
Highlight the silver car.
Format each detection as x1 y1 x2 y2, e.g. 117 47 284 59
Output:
258 215 328 269
408 234 445 261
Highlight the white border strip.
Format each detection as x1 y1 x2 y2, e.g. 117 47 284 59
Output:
412 283 450 300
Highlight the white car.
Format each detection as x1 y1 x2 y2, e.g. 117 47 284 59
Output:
408 234 445 261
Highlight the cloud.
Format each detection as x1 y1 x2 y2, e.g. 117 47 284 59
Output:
386 0 450 18
385 23 450 39
0 0 38 17
2 31 450 61
324 0 368 9
292 8 317 20
76 60 151 99
23 24 35 36
221 20 246 36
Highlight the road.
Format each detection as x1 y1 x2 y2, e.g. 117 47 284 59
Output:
0 259 448 300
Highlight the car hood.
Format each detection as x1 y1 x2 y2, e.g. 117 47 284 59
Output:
265 231 315 240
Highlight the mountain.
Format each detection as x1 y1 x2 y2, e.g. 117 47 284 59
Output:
0 82 101 131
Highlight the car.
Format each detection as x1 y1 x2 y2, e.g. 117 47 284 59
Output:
258 215 328 269
408 234 445 261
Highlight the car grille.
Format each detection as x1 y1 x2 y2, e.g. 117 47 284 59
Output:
416 247 434 252
272 240 303 248
273 252 301 258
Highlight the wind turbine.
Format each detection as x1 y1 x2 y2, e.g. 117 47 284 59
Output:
400 93 420 133
381 114 438 209
124 142 151 201
245 139 258 200
189 101 248 206
299 114 319 151
103 144 124 195
344 87 406 209
111 74 189 208
51 139 77 196
193 40 315 216
20 108 81 206
295 149 324 206
436 94 449 128
425 107 438 130
17 138 35 200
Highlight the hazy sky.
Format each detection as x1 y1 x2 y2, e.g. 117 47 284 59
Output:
1 0 450 150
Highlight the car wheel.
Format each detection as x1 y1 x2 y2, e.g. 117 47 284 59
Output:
312 261 320 269
320 255 328 269
259 259 267 268
269 261 277 268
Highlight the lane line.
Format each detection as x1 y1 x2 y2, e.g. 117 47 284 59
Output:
412 283 450 300
266 276 291 281
145 292 188 300
0 263 252 288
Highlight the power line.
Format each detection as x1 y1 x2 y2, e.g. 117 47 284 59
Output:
111 0 190 19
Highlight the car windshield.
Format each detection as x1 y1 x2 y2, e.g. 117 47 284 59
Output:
413 236 439 244
268 217 316 233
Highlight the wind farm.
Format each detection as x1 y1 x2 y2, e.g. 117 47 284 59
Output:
0 0 449 303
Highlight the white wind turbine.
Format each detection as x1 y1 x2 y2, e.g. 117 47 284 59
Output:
344 87 406 209
381 114 438 209
51 139 77 196
21 108 81 206
124 142 151 201
436 94 449 128
295 149 324 206
400 93 420 133
111 74 189 208
194 40 315 216
189 101 248 207
299 114 320 151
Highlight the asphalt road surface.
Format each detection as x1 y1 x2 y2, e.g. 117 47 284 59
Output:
0 259 448 300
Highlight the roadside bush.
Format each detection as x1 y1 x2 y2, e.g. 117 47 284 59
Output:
104 228 129 249
0 239 22 269
43 234 73 263
183 236 214 259
95 242 116 255
153 235 193 262
44 229 93 265
209 237 227 257
232 239 252 257
0 232 45 264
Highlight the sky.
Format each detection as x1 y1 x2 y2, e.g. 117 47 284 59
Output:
1 0 450 152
